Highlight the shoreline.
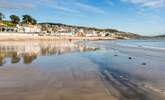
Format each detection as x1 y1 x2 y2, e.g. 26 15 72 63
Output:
0 32 116 41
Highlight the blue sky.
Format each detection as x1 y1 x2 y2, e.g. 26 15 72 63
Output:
0 0 165 36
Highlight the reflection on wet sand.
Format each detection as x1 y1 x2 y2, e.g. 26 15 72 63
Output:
0 41 97 65
0 40 165 100
0 41 114 100
11 52 21 64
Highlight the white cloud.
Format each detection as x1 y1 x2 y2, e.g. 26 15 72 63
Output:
43 0 109 15
121 0 165 8
48 4 80 13
0 0 35 9
105 0 114 6
0 0 109 15
73 2 108 14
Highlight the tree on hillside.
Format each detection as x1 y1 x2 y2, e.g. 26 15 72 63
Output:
10 15 20 24
32 18 37 25
22 15 37 24
22 15 33 24
0 12 5 21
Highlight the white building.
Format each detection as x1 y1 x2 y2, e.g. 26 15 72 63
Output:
99 32 106 37
86 30 98 37
56 28 74 36
17 24 41 33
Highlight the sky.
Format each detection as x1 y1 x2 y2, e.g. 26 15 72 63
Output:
0 0 165 36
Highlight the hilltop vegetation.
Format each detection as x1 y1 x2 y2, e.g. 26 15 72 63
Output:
154 35 165 37
0 12 37 27
0 20 16 27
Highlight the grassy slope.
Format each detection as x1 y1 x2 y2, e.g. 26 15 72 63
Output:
0 21 16 27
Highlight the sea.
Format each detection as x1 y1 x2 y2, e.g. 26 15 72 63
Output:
115 39 165 48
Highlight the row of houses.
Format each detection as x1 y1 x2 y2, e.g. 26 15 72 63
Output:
0 24 108 37
16 24 41 33
0 24 41 33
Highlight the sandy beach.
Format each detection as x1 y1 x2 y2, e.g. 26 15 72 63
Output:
0 40 164 100
0 33 115 41
1 0 165 99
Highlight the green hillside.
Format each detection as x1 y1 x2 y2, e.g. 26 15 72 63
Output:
0 21 16 27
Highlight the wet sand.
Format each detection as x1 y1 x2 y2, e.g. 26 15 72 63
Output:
86 41 165 100
0 54 117 100
0 41 117 100
0 40 165 100
0 33 115 41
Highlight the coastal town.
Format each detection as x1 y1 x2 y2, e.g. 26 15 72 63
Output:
1 0 165 100
0 12 140 40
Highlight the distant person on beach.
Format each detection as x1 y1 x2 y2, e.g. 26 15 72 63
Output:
69 39 72 42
